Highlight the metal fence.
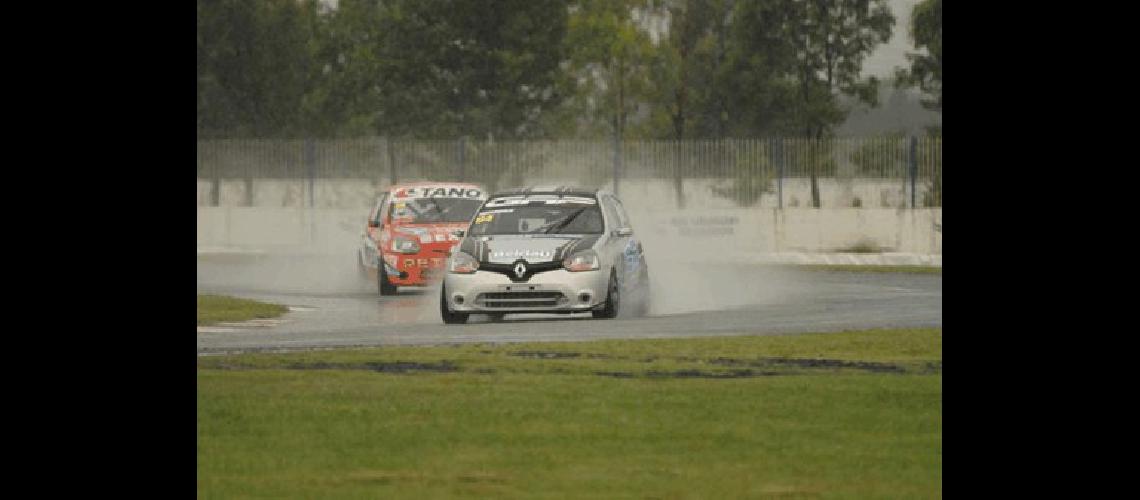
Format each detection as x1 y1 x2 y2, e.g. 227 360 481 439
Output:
196 137 941 209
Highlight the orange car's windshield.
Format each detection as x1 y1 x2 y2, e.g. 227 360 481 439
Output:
389 198 484 224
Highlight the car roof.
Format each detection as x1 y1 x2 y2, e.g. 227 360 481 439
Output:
387 181 483 191
490 185 603 198
384 183 487 201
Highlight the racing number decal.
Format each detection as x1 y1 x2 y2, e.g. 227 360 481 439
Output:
475 214 494 224
623 239 641 279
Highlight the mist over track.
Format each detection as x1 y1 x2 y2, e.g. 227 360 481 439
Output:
197 253 940 355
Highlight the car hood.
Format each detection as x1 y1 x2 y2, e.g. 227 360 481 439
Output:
384 223 468 244
456 234 602 264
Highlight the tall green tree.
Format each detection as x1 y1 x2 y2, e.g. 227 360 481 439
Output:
797 0 893 207
780 0 894 137
197 0 325 138
445 0 570 139
660 0 713 141
318 0 454 138
299 0 388 137
560 0 658 140
346 0 569 139
732 0 893 207
199 0 569 139
643 0 735 206
649 0 760 140
896 0 941 112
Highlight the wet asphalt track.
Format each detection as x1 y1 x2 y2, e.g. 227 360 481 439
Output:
197 254 941 355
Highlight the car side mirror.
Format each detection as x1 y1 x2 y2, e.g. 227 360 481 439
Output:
613 227 633 237
453 229 465 237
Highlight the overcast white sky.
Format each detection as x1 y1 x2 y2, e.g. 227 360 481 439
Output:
861 0 922 78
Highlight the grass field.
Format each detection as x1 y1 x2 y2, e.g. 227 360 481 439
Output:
197 294 288 326
197 328 942 498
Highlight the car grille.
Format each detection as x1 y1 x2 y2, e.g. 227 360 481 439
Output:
476 291 566 309
480 261 562 282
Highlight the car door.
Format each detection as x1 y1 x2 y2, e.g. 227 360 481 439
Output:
608 195 644 288
598 194 629 282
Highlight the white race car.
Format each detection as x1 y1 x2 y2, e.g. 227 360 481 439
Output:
440 186 650 324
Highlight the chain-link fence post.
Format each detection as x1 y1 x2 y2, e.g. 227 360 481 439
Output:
909 135 917 209
672 141 684 209
304 138 316 245
244 158 254 208
207 140 221 206
305 138 316 207
775 137 785 210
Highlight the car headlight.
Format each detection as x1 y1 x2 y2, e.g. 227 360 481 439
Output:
563 249 600 272
448 251 479 274
392 236 421 254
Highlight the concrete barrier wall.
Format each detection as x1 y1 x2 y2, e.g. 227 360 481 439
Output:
197 177 936 211
770 209 941 253
198 206 942 255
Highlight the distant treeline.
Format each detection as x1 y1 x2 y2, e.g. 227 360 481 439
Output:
197 0 941 141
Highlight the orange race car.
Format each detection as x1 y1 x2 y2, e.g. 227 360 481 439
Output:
358 182 488 295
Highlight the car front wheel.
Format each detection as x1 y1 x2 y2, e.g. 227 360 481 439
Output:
378 264 398 296
592 271 620 319
440 284 469 324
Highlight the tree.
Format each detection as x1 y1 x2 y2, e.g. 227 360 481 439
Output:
652 0 767 141
735 0 894 207
380 0 569 139
198 0 570 139
315 0 569 139
896 0 941 112
640 0 715 206
300 0 388 138
560 0 658 140
197 0 325 138
661 0 713 141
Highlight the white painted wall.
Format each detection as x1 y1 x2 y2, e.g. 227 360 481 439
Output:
196 177 937 210
197 206 942 255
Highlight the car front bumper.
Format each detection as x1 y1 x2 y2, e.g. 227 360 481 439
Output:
380 252 450 286
443 268 609 313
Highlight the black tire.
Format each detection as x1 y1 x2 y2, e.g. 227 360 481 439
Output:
440 284 469 324
378 265 398 296
592 271 620 319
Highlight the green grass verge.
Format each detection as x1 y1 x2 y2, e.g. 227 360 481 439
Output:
797 264 942 275
197 294 288 326
198 328 942 498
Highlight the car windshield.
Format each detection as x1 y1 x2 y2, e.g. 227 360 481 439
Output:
389 198 484 224
468 203 604 236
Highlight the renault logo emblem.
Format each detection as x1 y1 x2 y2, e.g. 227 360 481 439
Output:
514 262 527 278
